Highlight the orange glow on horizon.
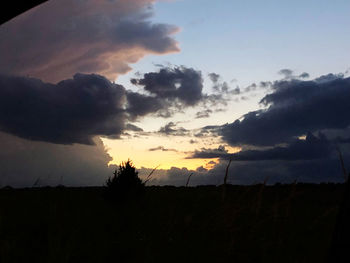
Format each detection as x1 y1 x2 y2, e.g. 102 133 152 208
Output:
102 135 241 171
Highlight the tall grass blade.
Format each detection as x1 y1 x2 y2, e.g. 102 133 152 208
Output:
336 146 348 182
185 173 193 187
222 158 232 201
224 158 232 185
144 165 160 184
32 177 41 187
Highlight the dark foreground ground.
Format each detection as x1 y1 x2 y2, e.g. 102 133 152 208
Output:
0 184 346 263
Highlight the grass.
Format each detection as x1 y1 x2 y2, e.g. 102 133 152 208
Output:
222 158 232 201
0 183 345 263
336 146 348 182
144 165 159 185
185 173 193 187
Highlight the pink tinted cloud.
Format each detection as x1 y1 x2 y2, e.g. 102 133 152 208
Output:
0 0 179 82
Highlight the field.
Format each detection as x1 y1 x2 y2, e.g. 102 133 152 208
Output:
0 183 346 263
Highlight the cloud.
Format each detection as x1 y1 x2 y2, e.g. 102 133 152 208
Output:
244 83 257 92
195 109 213 119
314 73 344 83
188 145 228 159
126 124 144 132
221 74 350 146
126 91 166 119
148 146 178 152
299 72 310 79
205 157 347 185
130 67 241 119
194 125 221 138
140 147 348 186
131 66 204 106
158 122 190 136
259 81 272 88
0 0 179 82
241 81 272 95
189 132 333 161
0 132 114 187
144 72 350 186
139 157 345 186
2 71 205 144
0 69 234 145
0 73 127 145
208 72 220 83
2 128 344 188
207 72 240 103
278 68 294 78
276 69 312 81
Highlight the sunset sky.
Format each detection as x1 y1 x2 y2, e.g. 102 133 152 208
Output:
0 0 350 187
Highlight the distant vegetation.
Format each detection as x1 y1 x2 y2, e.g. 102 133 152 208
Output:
105 159 145 201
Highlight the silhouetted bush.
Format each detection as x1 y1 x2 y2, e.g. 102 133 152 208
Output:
105 159 144 201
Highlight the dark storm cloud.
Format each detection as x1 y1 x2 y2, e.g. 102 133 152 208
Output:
0 73 126 145
126 91 165 120
189 132 333 161
188 145 228 159
131 66 204 106
221 74 350 146
0 0 179 82
2 66 235 145
129 66 205 118
130 68 240 118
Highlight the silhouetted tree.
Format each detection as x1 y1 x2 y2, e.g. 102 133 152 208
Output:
105 159 144 201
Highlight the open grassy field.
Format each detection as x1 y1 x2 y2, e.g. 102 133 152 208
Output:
0 183 346 263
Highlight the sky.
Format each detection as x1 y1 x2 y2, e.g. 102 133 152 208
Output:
0 0 350 187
